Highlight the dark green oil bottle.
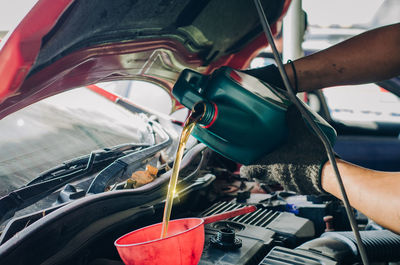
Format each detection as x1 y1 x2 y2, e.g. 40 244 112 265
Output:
173 66 336 165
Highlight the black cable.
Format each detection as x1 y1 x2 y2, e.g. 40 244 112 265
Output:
253 1 370 264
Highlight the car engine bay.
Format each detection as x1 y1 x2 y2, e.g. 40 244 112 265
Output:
1 140 400 265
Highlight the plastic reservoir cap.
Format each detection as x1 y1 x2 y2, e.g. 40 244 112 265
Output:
115 218 205 265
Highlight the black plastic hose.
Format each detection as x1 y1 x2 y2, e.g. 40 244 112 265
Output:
322 230 400 262
299 230 400 263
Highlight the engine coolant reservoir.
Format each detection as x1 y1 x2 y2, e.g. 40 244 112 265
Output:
172 66 336 165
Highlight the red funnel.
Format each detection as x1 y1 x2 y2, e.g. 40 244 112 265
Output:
115 205 256 265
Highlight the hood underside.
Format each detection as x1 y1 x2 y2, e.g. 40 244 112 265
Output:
0 0 289 118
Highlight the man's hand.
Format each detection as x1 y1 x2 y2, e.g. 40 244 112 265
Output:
240 105 328 194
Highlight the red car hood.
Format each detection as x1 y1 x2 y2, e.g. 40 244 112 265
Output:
0 0 289 119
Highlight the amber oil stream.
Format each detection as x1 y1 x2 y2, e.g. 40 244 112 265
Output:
160 108 203 238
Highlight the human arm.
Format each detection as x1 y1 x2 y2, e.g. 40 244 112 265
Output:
293 23 400 92
322 160 400 234
247 23 400 92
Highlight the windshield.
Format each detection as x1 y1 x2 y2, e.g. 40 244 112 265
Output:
0 87 154 197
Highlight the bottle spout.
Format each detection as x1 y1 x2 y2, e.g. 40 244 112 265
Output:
191 101 216 128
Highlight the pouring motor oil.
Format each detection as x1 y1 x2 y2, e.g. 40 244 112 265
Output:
160 111 202 238
172 66 337 165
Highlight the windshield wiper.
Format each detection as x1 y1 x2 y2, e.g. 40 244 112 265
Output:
28 143 148 186
87 120 172 194
0 143 149 224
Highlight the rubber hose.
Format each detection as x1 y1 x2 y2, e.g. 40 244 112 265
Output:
322 230 400 262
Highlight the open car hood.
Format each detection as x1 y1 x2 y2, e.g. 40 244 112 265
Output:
0 0 289 119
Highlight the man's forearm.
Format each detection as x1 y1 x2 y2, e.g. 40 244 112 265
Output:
321 159 400 234
289 23 400 92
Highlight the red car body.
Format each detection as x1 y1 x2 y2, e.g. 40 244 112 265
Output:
0 0 290 119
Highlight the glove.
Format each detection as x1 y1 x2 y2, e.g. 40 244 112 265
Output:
240 105 329 195
243 64 285 90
